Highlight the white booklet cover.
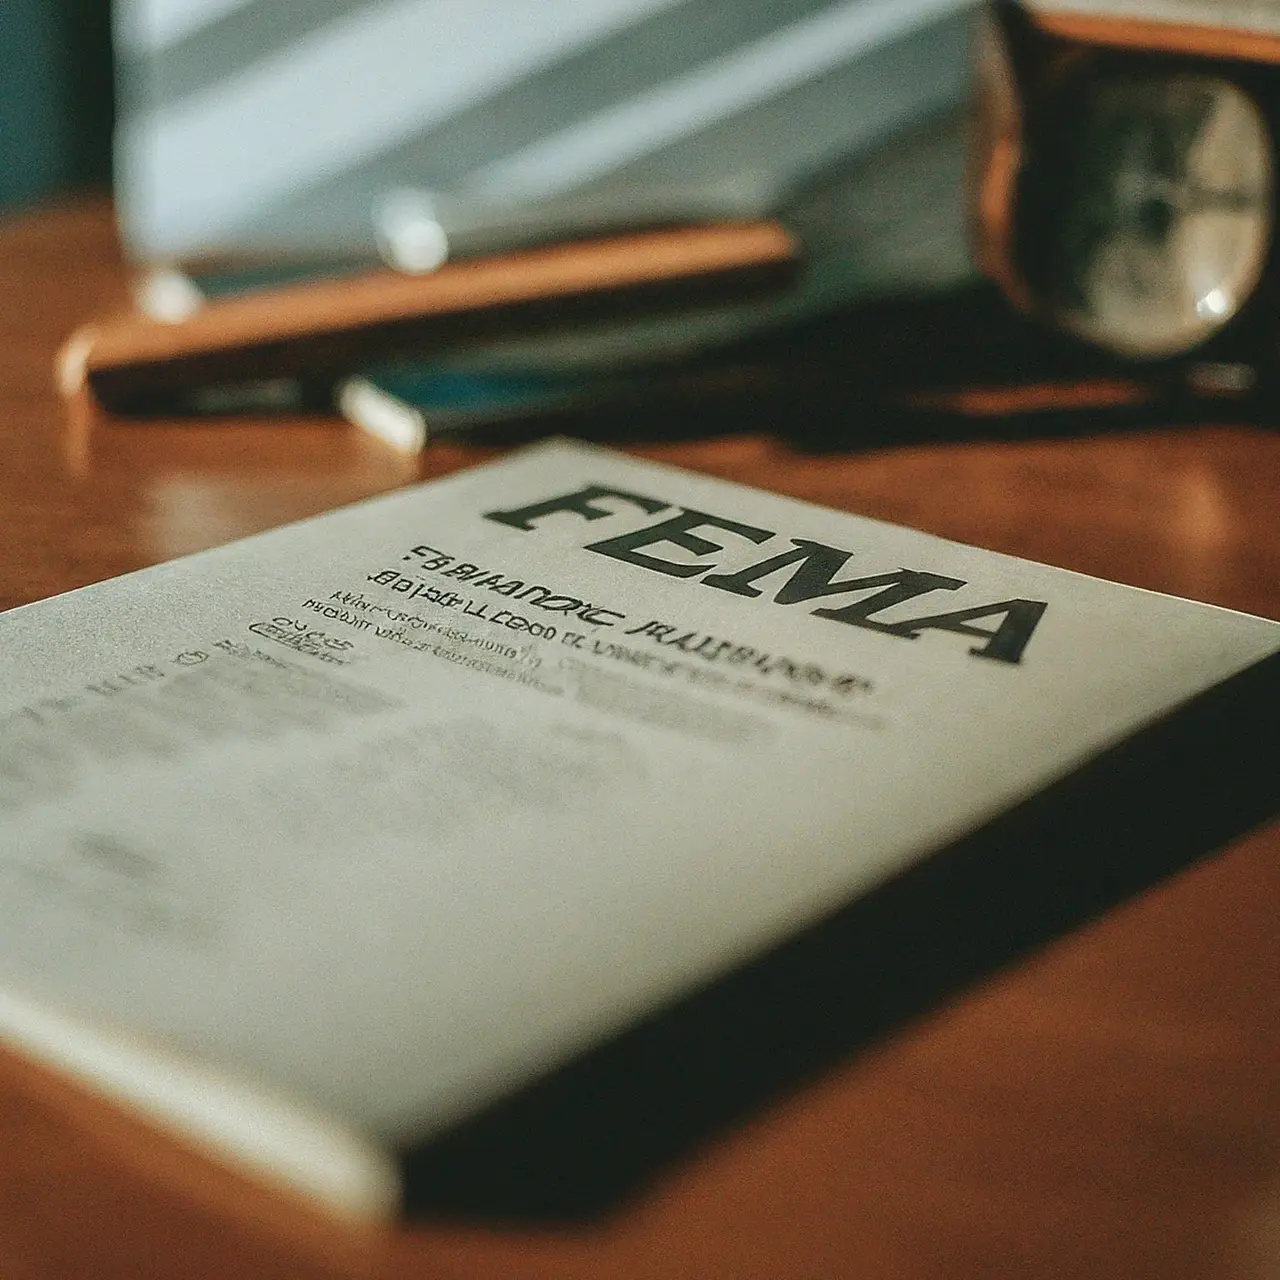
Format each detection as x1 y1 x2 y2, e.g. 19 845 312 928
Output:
0 440 1276 1218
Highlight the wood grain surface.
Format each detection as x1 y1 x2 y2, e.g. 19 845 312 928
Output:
1032 9 1280 66
2 200 1279 1280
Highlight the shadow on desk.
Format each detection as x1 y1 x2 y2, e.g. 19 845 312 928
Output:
447 284 1278 455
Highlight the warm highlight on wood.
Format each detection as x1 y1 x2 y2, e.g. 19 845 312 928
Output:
3 200 1280 1279
72 221 797 412
1033 9 1280 64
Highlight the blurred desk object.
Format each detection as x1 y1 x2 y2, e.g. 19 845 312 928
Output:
3 200 1280 1280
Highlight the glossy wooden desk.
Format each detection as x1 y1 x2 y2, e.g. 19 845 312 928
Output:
2 202 1279 1280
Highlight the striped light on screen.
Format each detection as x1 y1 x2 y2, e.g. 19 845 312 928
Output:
114 0 978 261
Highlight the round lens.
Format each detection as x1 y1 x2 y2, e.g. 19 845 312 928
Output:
1020 74 1273 358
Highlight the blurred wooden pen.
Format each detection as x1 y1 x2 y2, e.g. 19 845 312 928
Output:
58 221 798 415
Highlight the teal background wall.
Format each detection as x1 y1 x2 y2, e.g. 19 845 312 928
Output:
0 0 114 210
